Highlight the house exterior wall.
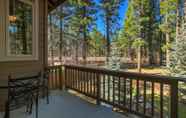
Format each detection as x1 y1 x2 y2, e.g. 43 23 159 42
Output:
0 0 48 111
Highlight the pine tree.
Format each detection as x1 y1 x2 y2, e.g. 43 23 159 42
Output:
117 0 138 62
170 0 186 77
146 0 157 65
68 0 96 64
160 0 178 67
99 0 123 62
119 0 151 72
89 28 106 56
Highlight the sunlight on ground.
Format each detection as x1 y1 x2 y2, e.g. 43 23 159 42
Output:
127 67 169 75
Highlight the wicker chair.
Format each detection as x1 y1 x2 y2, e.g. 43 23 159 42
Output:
4 73 41 118
40 70 49 104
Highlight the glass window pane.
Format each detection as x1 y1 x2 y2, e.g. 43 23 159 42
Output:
9 0 33 55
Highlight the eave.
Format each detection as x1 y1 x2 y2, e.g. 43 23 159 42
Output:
48 0 66 12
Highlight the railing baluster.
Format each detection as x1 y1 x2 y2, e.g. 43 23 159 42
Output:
69 69 71 89
103 74 106 100
52 68 55 89
71 69 73 89
118 77 121 105
83 71 85 93
67 69 69 89
75 69 77 89
53 68 56 89
74 69 76 89
136 80 139 112
77 69 79 90
94 72 96 97
80 71 83 92
59 66 62 90
74 69 77 89
56 67 58 89
73 69 75 89
129 79 133 111
160 83 163 118
87 72 90 94
143 80 146 115
151 82 154 117
123 78 126 106
90 72 93 95
113 76 115 104
64 67 67 89
108 76 110 102
86 72 88 94
96 73 101 105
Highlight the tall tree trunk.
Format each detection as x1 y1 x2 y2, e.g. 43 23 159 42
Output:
82 28 87 65
75 41 78 64
166 33 170 67
106 14 110 63
176 0 182 44
51 47 54 66
59 6 63 65
137 46 142 73
129 46 134 61
157 31 162 66
49 14 54 66
148 39 154 65
147 0 155 66
165 15 170 67
82 6 87 65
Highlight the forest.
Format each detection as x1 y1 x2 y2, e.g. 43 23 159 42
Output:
48 0 186 77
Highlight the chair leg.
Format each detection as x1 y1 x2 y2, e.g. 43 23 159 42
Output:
36 92 39 118
4 102 9 118
42 86 45 99
26 98 31 113
29 99 33 115
46 87 49 104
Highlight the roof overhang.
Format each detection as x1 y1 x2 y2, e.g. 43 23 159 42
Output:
48 0 66 12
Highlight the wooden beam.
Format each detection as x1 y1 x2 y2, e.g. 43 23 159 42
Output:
48 0 66 12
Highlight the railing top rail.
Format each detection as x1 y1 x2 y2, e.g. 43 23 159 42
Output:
64 64 186 84
47 65 63 69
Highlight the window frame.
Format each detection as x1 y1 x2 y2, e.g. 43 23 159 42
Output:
0 0 39 62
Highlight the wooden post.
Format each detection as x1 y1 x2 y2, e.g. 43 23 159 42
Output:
96 73 101 105
59 66 63 90
170 80 178 118
64 66 67 90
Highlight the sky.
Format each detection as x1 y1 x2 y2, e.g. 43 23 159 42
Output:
96 0 129 35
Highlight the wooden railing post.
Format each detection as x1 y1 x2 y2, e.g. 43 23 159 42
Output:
96 73 101 105
64 66 67 90
59 66 63 90
170 80 178 118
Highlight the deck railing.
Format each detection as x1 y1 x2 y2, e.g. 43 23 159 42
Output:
47 65 186 118
47 65 63 90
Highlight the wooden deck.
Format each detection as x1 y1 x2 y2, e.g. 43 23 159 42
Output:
0 91 132 118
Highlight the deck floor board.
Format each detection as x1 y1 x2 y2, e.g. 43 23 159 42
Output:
0 91 132 118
